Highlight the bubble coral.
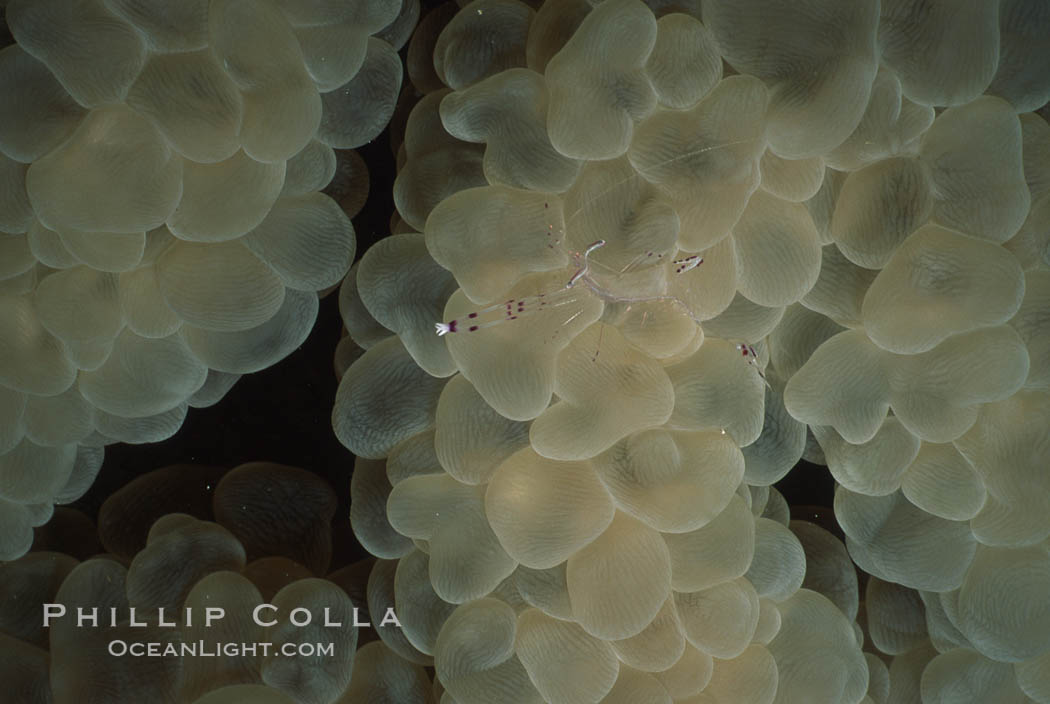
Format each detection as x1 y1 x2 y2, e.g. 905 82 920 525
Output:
334 0 1050 700
0 0 409 561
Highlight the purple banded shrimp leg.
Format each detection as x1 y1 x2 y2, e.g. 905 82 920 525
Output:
434 285 584 336
434 240 609 337
434 242 707 344
736 343 772 388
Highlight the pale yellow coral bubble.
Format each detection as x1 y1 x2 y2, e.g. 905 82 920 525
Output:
515 562 572 621
434 374 530 485
78 329 207 417
801 245 878 328
666 338 766 445
242 192 356 291
385 429 443 485
339 641 433 704
332 336 447 459
294 20 369 92
0 236 34 283
281 140 337 198
988 0 1050 112
338 261 393 350
425 185 567 305
106 0 210 53
919 96 1030 242
0 154 33 234
126 49 243 163
703 644 778 704
8 0 146 108
433 0 533 91
701 292 783 345
767 589 870 704
440 68 581 192
814 418 920 496
954 390 1050 547
366 559 433 666
561 156 679 269
956 544 1050 662
544 0 656 160
181 288 320 374
94 403 189 444
703 0 878 158
629 75 768 251
125 517 245 612
394 91 487 232
485 447 614 569
440 278 602 421
645 13 721 110
862 225 1025 354
393 550 457 655
900 442 986 521
600 666 672 704
155 240 285 332
524 0 590 74
117 266 179 339
675 578 759 661
0 45 85 163
178 571 264 701
356 233 457 377
651 644 713 699
566 511 671 640
891 327 1029 442
55 229 145 273
515 608 620 704
530 323 674 460
0 439 76 505
318 37 402 150
167 152 285 242
824 67 934 172
921 648 1030 704
434 598 541 704
22 387 92 446
835 487 976 591
732 190 821 307
864 577 928 656
27 106 183 234
759 151 824 203
753 598 782 645
350 457 413 559
1009 271 1050 389
791 520 859 622
879 0 999 107
830 157 932 269
663 494 754 592
610 596 685 673
783 330 889 443
742 386 807 486
1016 651 1050 703
386 472 517 603
744 518 806 603
33 266 122 349
887 643 938 704
593 428 744 534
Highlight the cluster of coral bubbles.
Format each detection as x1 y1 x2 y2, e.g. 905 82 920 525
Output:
2 0 1050 702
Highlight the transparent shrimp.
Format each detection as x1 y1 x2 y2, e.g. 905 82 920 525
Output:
434 138 767 377
435 240 704 335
